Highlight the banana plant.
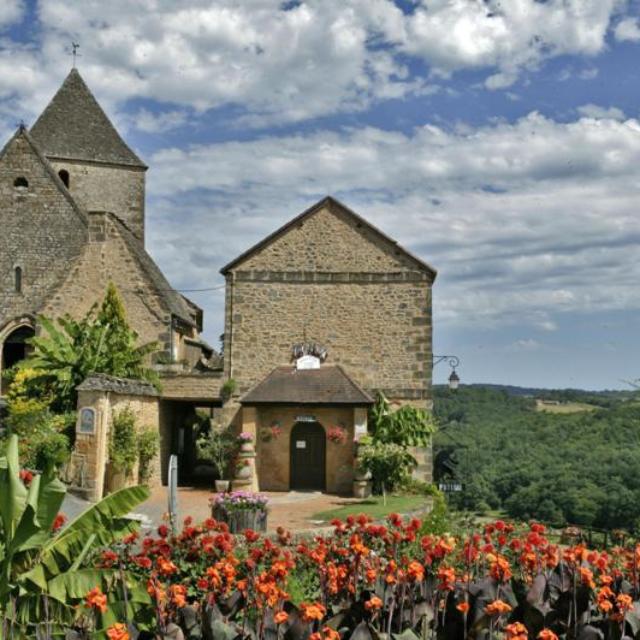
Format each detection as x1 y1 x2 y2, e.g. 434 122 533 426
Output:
0 434 151 637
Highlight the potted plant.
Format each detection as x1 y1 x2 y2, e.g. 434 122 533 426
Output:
237 432 254 452
196 427 235 493
210 491 268 533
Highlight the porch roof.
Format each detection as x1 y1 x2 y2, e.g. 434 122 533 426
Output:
241 365 374 406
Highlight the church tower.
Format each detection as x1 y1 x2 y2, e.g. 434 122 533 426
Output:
30 69 148 241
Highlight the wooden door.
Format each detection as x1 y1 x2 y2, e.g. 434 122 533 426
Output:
290 422 326 491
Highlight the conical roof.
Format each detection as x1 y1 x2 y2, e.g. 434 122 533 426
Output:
30 69 146 168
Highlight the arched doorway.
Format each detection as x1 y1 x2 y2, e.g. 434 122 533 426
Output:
290 421 326 491
1 325 35 395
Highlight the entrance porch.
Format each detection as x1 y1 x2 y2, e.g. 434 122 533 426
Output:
239 365 373 494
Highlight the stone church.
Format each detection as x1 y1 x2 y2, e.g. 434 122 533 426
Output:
0 69 437 499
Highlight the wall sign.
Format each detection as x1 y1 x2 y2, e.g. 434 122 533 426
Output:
296 355 321 370
296 441 307 449
296 415 316 423
78 407 96 434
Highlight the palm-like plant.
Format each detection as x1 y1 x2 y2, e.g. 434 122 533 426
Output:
0 435 151 638
19 283 158 413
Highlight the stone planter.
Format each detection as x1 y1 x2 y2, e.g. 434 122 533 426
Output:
239 441 254 453
215 479 230 493
353 479 372 499
235 464 252 480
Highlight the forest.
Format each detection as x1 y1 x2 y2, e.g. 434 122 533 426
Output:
432 384 640 531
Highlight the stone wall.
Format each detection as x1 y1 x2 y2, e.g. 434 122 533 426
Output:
48 158 146 241
42 212 171 351
74 376 161 501
0 132 88 335
253 405 357 494
226 278 432 402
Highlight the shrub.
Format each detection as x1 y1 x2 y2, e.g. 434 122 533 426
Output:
109 407 138 476
356 436 416 495
137 426 159 483
196 426 236 479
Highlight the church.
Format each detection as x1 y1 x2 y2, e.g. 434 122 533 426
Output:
0 70 436 499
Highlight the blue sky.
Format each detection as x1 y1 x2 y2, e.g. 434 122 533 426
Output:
1 0 639 390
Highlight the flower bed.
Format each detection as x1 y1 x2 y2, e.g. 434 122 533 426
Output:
72 515 640 640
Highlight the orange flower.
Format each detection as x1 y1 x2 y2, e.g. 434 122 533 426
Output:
169 584 187 608
505 622 528 640
484 599 512 617
106 623 130 640
616 593 633 613
364 596 383 611
301 602 327 622
407 560 425 582
274 611 289 625
85 587 107 614
157 557 178 576
579 567 595 589
537 630 559 640
456 601 470 614
489 555 513 582
321 627 341 640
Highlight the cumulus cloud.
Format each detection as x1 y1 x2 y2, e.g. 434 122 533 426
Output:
144 113 640 337
0 0 23 27
615 17 640 41
0 0 632 126
577 103 626 119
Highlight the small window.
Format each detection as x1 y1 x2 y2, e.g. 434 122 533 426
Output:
58 170 69 188
13 177 28 190
14 266 22 293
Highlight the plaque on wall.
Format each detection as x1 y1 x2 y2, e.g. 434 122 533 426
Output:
296 441 307 449
79 408 96 434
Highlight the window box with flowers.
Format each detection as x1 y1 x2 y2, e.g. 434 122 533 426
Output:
327 425 348 445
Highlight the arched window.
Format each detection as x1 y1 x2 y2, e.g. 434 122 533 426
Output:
14 267 22 293
58 169 70 188
13 177 28 189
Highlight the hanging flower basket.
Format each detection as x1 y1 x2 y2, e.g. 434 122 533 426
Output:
327 426 348 445
260 424 283 443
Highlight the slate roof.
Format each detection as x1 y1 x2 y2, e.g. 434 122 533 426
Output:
220 196 437 279
241 365 374 405
30 69 146 168
105 213 197 327
77 373 159 397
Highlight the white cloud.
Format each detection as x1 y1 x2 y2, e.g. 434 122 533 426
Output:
0 0 631 126
615 17 640 41
510 339 542 351
0 0 23 27
144 112 640 337
127 108 190 134
577 103 626 120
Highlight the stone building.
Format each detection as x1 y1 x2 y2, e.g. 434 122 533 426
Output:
220 197 436 493
0 69 437 499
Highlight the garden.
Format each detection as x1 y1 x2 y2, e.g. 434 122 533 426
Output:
4 431 640 640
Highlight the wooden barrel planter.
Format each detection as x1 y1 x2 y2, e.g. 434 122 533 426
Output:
212 505 267 533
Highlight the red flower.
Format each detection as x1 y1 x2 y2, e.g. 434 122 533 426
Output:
158 524 169 538
538 630 559 640
19 469 33 486
52 512 67 532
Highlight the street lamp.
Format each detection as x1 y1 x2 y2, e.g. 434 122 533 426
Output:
433 355 461 390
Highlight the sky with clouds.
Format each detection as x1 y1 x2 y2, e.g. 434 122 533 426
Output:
1 0 639 390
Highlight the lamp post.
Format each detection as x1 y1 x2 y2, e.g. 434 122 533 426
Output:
433 355 461 390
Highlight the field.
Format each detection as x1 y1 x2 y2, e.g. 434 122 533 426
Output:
534 399 598 413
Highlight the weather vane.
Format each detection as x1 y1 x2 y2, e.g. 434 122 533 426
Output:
69 42 81 68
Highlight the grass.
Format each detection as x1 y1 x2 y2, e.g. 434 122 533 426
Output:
311 494 429 522
535 400 598 414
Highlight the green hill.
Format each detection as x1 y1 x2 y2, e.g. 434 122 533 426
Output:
433 385 640 531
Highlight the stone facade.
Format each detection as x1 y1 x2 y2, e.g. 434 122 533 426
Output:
223 200 434 405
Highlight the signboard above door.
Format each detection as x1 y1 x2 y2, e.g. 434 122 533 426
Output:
296 354 320 370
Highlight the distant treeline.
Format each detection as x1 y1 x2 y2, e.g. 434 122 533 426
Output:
433 385 640 531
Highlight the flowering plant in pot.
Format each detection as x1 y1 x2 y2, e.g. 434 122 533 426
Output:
210 490 268 532
237 432 254 452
